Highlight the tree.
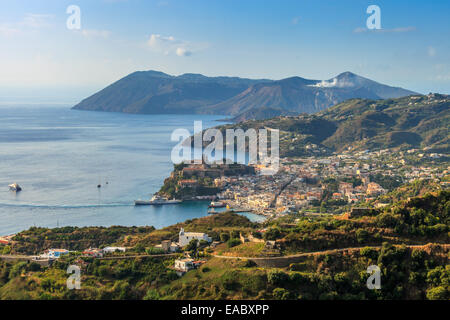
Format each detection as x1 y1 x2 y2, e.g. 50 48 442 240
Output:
144 289 161 300
198 240 209 249
267 270 289 287
185 239 198 251
426 286 448 300
356 229 369 244
264 228 281 241
360 247 378 260
134 243 146 253
220 233 230 242
272 288 291 300
227 238 241 248
9 262 27 279
230 230 240 239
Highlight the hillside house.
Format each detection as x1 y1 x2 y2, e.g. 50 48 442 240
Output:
83 248 104 258
103 247 126 254
178 228 212 247
155 240 180 253
40 249 69 259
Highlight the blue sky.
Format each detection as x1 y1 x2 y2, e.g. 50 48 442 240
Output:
0 0 449 103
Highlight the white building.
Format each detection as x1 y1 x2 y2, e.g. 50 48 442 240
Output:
102 246 126 253
155 240 180 253
178 228 212 247
174 258 195 272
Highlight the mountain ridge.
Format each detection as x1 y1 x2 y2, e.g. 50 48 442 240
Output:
72 70 418 121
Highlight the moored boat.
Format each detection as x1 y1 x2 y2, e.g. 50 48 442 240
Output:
208 201 225 208
207 208 218 214
8 183 22 192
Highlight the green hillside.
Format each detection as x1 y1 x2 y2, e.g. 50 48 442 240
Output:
212 94 449 156
1 190 448 300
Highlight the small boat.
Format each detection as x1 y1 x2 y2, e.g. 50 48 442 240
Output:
208 201 226 208
207 208 218 214
134 195 182 206
8 183 22 192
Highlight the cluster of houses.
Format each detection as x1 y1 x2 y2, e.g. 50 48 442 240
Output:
36 246 127 261
212 146 447 216
217 174 295 215
34 228 217 277
332 180 386 203
4 228 215 277
0 234 14 245
153 228 213 276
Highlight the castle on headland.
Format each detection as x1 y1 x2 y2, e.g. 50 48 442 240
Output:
180 162 255 179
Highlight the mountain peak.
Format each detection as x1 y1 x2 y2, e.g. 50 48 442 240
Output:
309 72 369 88
336 71 359 78
177 73 208 80
129 70 172 78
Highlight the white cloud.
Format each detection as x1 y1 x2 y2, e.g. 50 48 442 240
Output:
20 13 53 28
81 29 111 38
148 34 175 47
147 34 193 57
0 13 53 37
176 47 192 57
0 25 20 37
428 46 436 57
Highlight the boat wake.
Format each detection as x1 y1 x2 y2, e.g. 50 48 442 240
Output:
0 202 133 209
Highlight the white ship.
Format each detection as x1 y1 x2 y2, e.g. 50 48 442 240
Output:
134 195 182 206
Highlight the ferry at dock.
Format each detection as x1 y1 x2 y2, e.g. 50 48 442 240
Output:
134 195 182 206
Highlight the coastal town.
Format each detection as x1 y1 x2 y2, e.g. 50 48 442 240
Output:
165 148 448 218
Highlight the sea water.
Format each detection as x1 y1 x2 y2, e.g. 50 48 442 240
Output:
0 105 265 235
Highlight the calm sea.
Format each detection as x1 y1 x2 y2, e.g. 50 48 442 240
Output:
0 106 264 235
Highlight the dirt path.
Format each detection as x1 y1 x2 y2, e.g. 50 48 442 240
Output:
213 243 450 261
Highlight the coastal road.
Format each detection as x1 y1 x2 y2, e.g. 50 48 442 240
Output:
0 253 178 262
0 254 37 260
99 253 178 260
